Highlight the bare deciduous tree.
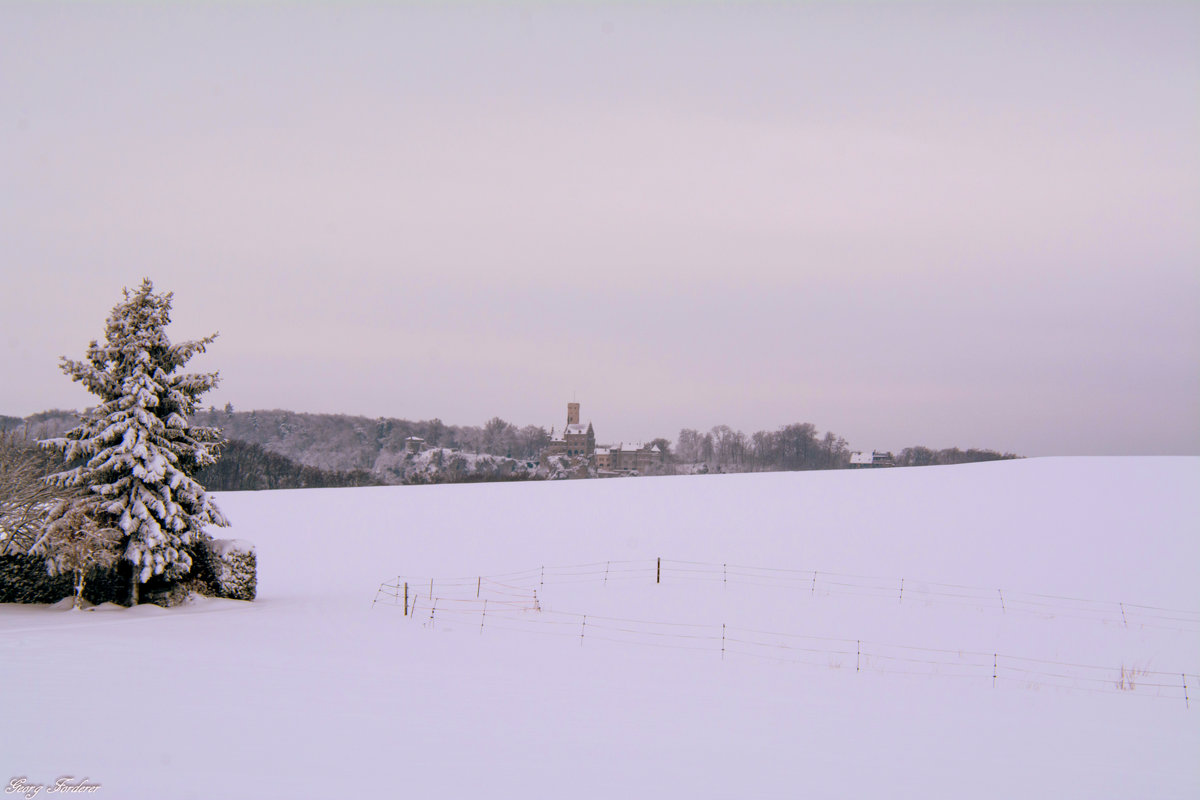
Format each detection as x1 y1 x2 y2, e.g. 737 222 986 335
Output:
0 431 71 556
31 499 123 609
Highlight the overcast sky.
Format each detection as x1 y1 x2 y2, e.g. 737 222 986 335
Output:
1 2 1197 456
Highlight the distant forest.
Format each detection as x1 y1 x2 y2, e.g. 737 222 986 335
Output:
2 408 1020 490
192 439 382 491
671 425 1019 472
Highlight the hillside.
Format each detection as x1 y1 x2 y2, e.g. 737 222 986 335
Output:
190 408 551 478
2 457 1196 798
7 409 551 487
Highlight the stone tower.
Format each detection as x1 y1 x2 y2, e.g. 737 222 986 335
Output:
567 402 580 425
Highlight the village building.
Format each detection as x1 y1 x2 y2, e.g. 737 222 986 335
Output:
606 441 663 473
849 450 895 468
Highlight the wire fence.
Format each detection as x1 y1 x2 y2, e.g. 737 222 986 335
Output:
371 558 1198 706
375 558 1200 632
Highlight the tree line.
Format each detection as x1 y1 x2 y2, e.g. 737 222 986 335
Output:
892 446 1021 467
193 439 383 491
6 408 1021 491
674 423 850 471
187 407 551 474
672 424 1017 471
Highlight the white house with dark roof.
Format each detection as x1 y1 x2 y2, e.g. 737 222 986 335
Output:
850 450 895 468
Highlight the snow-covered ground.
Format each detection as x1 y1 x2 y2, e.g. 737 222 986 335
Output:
2 457 1197 799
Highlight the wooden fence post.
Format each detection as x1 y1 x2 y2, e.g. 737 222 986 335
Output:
657 557 661 584
404 582 408 616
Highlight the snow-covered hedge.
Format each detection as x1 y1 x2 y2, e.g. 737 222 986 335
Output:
0 554 74 603
1 536 257 606
193 538 257 602
122 537 257 606
0 554 127 605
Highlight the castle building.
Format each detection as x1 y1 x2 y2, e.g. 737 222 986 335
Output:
544 402 595 458
542 401 663 473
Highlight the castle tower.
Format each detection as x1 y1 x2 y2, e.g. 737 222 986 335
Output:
567 402 580 425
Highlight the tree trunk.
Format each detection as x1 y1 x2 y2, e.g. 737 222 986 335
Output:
74 569 85 610
129 570 139 606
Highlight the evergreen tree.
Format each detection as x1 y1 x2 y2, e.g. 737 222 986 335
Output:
41 279 228 604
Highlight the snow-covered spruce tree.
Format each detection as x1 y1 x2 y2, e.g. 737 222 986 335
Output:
42 279 228 605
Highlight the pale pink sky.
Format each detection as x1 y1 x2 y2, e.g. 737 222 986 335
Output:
1 2 1197 455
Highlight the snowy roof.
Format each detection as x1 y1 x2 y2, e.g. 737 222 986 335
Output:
405 436 424 442
594 447 611 455
564 423 590 435
613 442 647 452
850 451 874 464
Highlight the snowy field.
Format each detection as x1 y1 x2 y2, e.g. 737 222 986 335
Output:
3 457 1198 799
